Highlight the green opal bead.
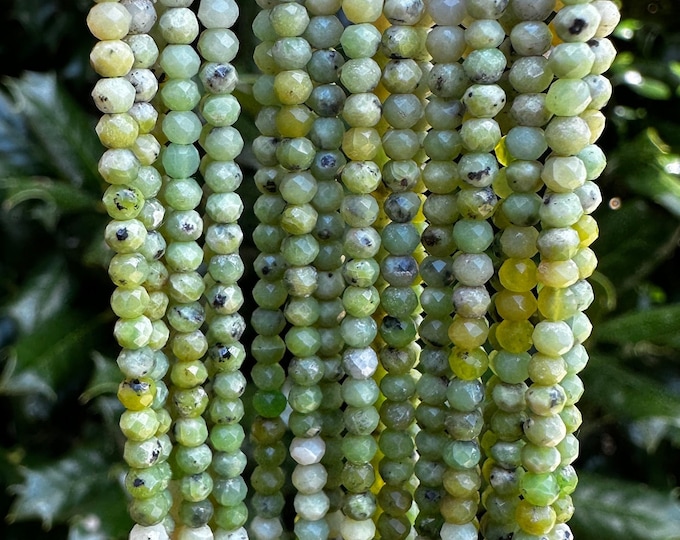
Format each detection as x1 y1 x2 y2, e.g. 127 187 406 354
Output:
128 489 172 526
379 458 414 488
175 444 213 475
341 462 375 493
342 434 379 465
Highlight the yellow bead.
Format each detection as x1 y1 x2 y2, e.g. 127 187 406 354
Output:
342 0 384 23
515 499 556 536
96 113 140 149
537 286 579 321
528 353 567 386
495 319 534 353
492 168 513 199
537 259 579 289
118 377 156 411
90 40 135 78
498 258 537 292
572 215 599 247
494 289 537 321
87 2 132 41
276 105 315 138
448 316 490 349
449 346 489 380
573 247 597 279
342 127 381 161
274 69 313 105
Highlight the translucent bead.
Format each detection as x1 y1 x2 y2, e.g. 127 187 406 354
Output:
510 21 552 56
427 0 466 25
198 0 239 29
249 516 283 540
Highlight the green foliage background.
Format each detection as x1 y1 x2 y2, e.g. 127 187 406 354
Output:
2 1 680 538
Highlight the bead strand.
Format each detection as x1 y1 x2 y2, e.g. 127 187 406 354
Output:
372 2 429 539
477 0 555 537
189 1 250 538
152 3 220 539
411 2 470 538
267 1 336 537
249 3 291 539
335 3 386 539
515 1 616 537
89 1 175 538
303 0 349 535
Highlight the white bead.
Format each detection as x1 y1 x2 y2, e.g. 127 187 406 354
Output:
340 518 375 540
214 527 248 540
294 492 330 521
426 0 467 25
176 525 214 540
292 463 328 493
121 0 157 34
440 522 478 540
290 436 325 465
129 524 170 540
198 0 239 29
249 517 283 540
342 347 378 379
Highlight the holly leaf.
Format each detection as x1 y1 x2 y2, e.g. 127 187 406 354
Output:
0 306 109 403
7 448 127 535
79 353 120 404
2 72 102 189
572 472 680 539
4 255 75 335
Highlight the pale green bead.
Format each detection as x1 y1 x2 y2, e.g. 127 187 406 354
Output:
159 7 199 45
546 79 592 117
542 156 586 193
198 28 239 63
339 58 381 94
428 25 466 63
548 42 595 79
92 77 136 114
162 111 202 145
159 44 201 79
509 56 553 94
340 23 381 59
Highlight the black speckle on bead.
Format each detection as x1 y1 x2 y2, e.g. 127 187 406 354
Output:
151 442 161 461
569 18 587 35
321 154 336 168
213 294 226 308
182 222 195 233
133 478 145 487
421 230 439 248
116 227 129 241
468 167 491 182
587 39 599 48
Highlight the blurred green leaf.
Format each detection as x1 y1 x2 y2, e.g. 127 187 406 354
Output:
583 356 680 421
595 199 680 291
79 353 119 404
2 72 101 188
4 256 74 335
7 448 125 533
0 307 109 400
572 472 680 540
595 305 680 347
1 177 97 213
